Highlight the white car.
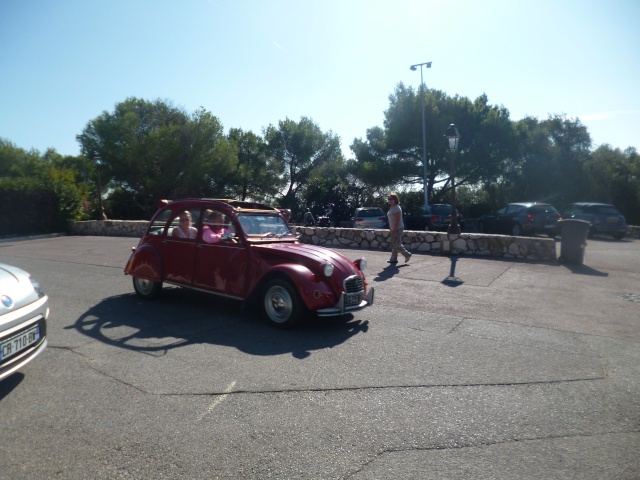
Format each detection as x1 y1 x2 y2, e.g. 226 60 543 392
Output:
351 207 387 229
0 263 49 381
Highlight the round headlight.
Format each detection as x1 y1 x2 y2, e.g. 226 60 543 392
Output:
358 258 367 270
323 263 334 277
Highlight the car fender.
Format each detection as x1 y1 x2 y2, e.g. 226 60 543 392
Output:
124 244 163 282
252 263 336 311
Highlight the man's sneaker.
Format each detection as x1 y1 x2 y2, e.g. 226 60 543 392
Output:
404 253 412 263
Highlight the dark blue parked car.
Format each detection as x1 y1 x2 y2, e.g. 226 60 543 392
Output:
562 203 627 240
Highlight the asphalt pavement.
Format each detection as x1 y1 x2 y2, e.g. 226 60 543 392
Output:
0 234 638 479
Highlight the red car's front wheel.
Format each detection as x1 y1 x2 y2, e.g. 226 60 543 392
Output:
262 278 303 328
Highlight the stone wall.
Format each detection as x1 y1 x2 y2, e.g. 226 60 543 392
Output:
69 220 558 261
294 227 557 261
70 220 149 237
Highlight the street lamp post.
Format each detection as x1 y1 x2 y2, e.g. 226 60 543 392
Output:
410 61 432 207
445 124 461 235
93 155 107 220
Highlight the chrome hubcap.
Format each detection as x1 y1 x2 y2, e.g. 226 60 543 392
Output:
266 286 292 323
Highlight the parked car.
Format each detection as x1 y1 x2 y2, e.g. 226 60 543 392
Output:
125 199 374 328
351 207 387 229
404 204 464 232
0 263 49 381
478 202 561 237
562 202 627 240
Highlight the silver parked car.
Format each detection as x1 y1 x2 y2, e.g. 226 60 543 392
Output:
0 263 49 381
351 207 387 229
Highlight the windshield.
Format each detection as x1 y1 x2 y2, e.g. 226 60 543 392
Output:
237 213 293 238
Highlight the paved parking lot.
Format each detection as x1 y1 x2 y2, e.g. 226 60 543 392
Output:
1 235 639 479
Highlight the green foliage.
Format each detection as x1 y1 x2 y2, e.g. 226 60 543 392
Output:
227 128 284 202
351 86 516 204
77 98 238 217
2 85 639 229
511 115 591 206
584 145 640 224
0 139 91 231
264 117 344 211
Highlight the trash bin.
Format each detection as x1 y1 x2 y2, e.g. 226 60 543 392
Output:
558 219 590 265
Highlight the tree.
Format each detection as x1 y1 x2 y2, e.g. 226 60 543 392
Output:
77 98 237 217
585 145 640 224
512 115 591 206
227 128 284 202
350 85 516 203
0 141 90 230
0 138 45 179
264 117 344 210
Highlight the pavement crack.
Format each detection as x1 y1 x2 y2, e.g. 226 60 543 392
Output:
159 377 606 397
447 318 466 334
344 429 640 479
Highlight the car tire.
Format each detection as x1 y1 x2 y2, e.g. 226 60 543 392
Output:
132 276 162 299
612 232 625 240
262 278 304 328
511 224 523 236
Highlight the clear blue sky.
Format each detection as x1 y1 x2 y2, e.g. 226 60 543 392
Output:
1 0 638 160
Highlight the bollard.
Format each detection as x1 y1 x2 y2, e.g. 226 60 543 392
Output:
449 256 458 277
443 255 463 285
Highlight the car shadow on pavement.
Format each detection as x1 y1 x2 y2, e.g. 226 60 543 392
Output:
67 288 369 360
0 372 24 401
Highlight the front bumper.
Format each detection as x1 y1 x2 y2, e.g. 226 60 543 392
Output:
0 296 49 381
592 224 627 234
316 285 374 317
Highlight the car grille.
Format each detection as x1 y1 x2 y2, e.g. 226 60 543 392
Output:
344 275 364 294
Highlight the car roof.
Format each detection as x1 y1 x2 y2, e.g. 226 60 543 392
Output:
508 202 552 207
158 198 279 214
355 207 383 212
569 202 613 207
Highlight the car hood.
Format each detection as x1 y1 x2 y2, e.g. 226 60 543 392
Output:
250 242 362 277
0 263 40 313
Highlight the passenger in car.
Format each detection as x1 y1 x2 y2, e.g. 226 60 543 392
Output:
172 211 197 239
202 210 233 243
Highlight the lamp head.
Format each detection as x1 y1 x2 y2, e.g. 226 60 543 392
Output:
445 124 460 152
410 65 417 71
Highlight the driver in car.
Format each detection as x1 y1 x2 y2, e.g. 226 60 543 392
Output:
202 210 233 244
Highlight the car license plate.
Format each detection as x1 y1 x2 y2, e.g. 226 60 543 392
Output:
607 217 618 223
544 224 554 228
345 294 361 306
0 325 40 361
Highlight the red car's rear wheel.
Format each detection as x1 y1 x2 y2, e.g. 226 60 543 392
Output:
132 277 162 299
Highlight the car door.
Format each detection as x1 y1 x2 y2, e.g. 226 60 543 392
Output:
483 207 505 233
498 204 523 234
191 209 248 298
162 208 200 285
